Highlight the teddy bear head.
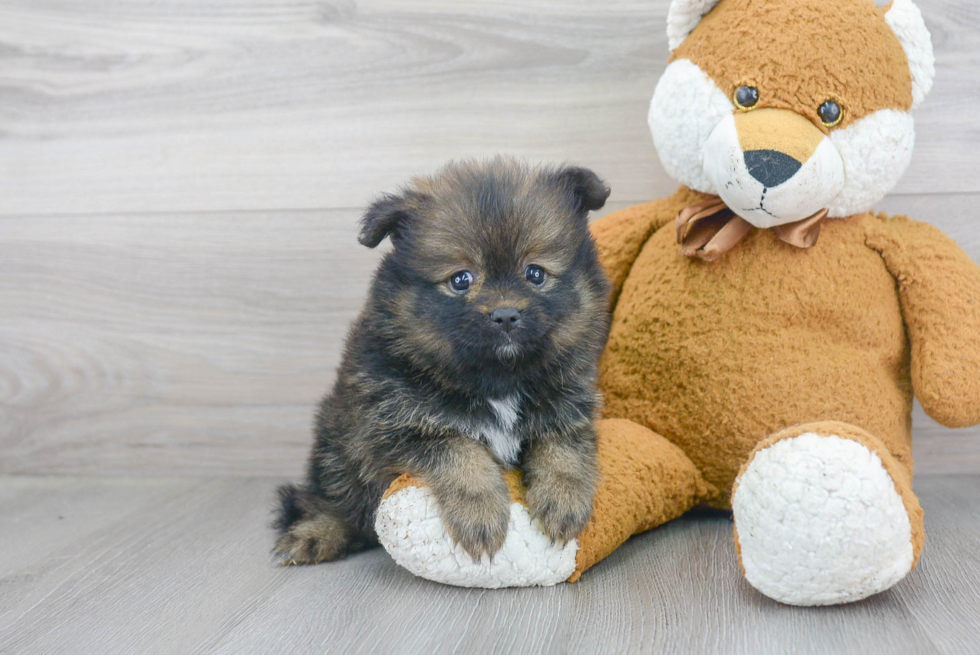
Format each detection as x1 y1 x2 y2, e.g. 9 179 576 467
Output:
649 0 935 226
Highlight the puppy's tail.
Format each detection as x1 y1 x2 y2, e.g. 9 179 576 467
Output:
272 484 362 564
273 483 310 535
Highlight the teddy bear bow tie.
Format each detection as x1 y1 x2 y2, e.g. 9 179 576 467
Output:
676 197 828 262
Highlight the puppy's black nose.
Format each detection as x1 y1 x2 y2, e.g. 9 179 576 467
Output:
744 149 802 188
490 307 521 332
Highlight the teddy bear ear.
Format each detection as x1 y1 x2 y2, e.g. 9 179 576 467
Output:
884 0 936 108
667 0 722 51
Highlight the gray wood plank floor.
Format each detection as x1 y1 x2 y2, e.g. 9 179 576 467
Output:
1 474 978 655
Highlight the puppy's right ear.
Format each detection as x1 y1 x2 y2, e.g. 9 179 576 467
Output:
358 193 412 248
548 166 611 215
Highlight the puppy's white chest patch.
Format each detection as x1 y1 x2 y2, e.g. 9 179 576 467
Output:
479 395 522 465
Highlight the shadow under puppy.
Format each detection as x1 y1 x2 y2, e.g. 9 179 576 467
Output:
274 158 611 564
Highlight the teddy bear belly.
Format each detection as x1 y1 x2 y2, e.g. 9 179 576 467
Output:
598 221 914 505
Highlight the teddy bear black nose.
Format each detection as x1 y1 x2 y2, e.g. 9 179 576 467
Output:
744 149 802 188
490 307 521 332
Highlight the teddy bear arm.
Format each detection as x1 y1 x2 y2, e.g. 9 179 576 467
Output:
868 217 980 428
590 187 706 306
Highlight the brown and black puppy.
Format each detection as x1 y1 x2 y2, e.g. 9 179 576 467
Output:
274 158 611 564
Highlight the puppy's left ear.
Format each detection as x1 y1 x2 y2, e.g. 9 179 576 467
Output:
549 166 611 215
358 193 414 248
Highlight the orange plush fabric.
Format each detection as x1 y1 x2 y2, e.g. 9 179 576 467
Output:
867 218 980 428
595 198 939 505
673 0 913 132
569 419 709 580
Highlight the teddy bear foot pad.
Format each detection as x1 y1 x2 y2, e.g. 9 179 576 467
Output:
376 482 577 588
732 432 915 606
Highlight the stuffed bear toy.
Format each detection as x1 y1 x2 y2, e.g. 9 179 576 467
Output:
374 0 980 606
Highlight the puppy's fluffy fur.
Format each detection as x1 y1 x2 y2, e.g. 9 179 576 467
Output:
274 158 611 564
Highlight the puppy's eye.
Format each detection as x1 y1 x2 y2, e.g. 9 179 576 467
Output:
524 264 547 287
448 270 474 294
734 86 759 111
817 100 843 128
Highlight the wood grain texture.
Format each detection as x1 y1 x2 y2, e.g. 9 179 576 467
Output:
0 195 980 476
0 1 977 476
0 0 978 215
0 209 382 477
2 195 978 477
1 475 978 654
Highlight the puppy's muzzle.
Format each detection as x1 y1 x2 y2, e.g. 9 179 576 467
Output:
490 307 521 333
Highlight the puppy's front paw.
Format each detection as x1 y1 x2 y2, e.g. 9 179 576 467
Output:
526 474 594 544
437 487 511 560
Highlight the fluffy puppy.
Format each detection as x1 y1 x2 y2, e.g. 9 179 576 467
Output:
274 158 611 564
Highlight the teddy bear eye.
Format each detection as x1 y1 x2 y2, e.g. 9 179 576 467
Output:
734 86 759 110
448 270 474 294
818 100 843 128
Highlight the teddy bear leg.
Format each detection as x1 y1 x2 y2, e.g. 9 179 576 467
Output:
567 418 712 581
374 418 712 587
731 421 924 606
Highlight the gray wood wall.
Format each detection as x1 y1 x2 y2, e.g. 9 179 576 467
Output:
1 0 978 477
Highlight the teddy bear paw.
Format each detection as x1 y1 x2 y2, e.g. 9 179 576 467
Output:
375 481 578 588
732 432 915 605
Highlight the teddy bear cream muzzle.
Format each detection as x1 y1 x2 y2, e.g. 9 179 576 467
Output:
702 109 845 227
